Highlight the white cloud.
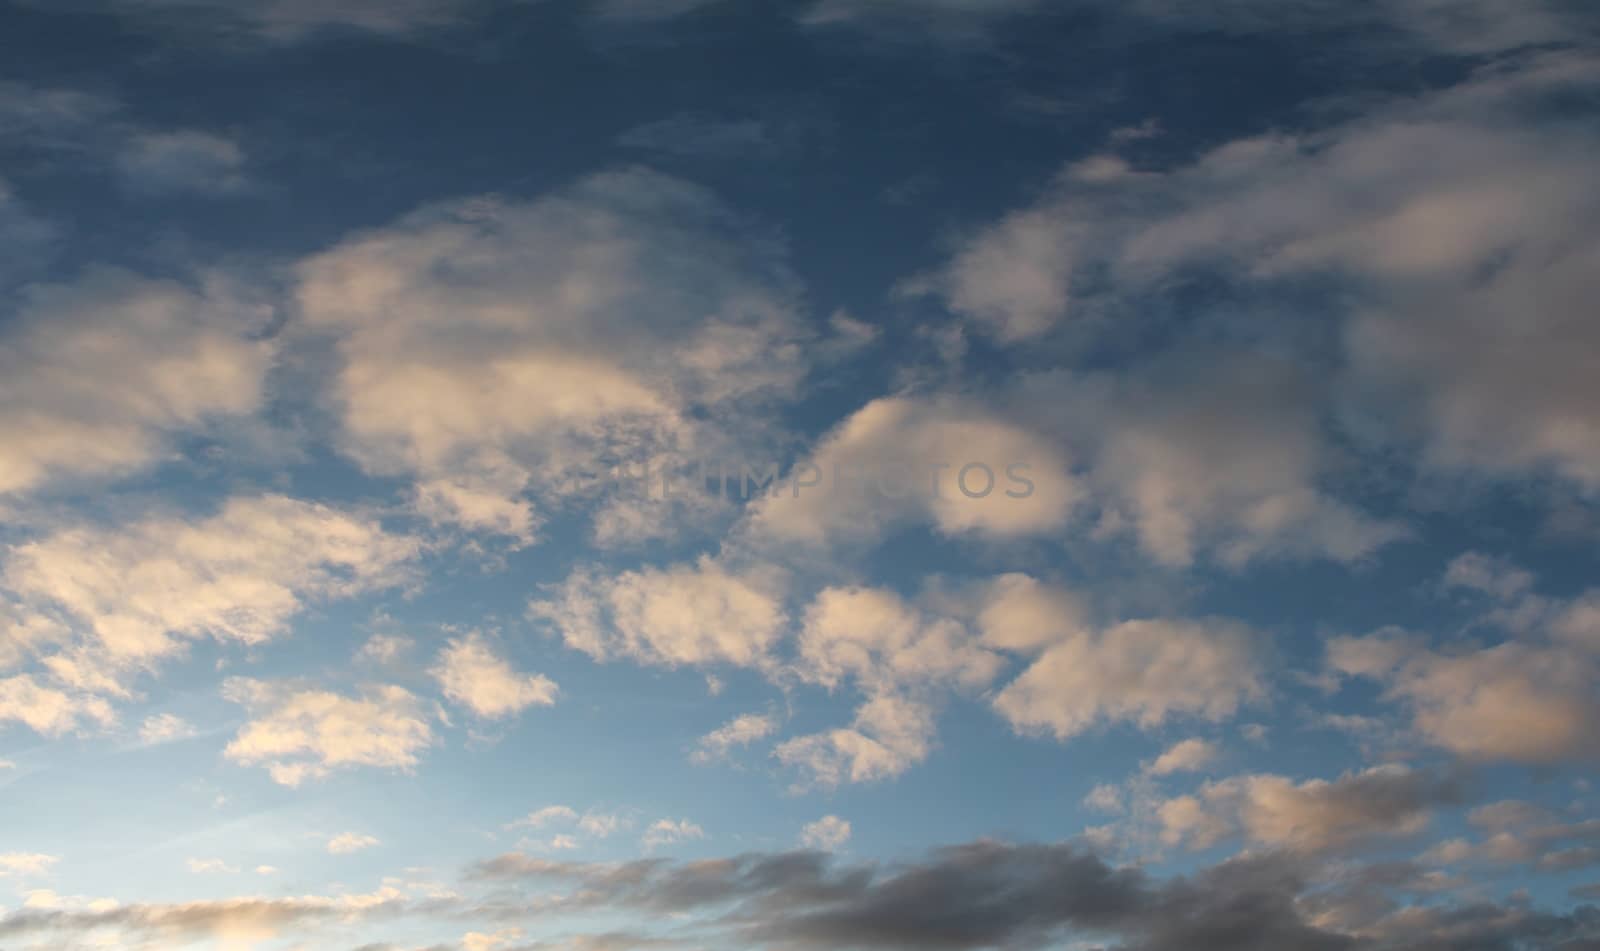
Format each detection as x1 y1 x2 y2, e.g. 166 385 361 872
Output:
1055 359 1406 568
185 858 236 875
975 573 1089 653
0 675 115 736
326 833 380 855
0 852 57 878
2 494 417 688
799 815 852 851
641 818 705 849
138 713 198 746
745 394 1079 546
462 927 526 951
1159 765 1463 854
1330 634 1600 764
690 712 778 764
994 618 1265 740
776 695 936 789
530 557 785 670
508 806 579 831
0 267 273 497
576 813 627 839
1084 783 1124 815
1146 738 1218 776
929 53 1600 500
356 634 413 664
222 678 434 786
430 632 558 719
796 585 1003 696
296 168 815 543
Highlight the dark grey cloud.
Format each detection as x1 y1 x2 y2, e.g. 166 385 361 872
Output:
470 839 1600 950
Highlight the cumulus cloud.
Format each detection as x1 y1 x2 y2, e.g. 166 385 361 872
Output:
1147 738 1219 776
137 713 198 745
0 267 274 497
929 53 1600 500
222 678 435 786
994 617 1265 741
799 815 852 851
776 694 937 789
0 852 58 879
795 584 1004 696
0 674 115 736
530 557 785 670
327 833 380 855
641 819 704 850
430 632 558 719
1421 800 1600 873
1039 359 1406 568
1158 765 1465 854
296 168 819 544
745 394 1079 546
1330 632 1600 764
1 494 417 708
690 712 778 764
508 805 580 831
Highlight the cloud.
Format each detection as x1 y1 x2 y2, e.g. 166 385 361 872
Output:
1158 765 1465 854
0 890 409 948
296 168 816 544
690 712 778 764
1 494 418 701
0 267 274 497
1420 801 1600 873
431 632 558 719
508 806 580 831
1331 632 1600 765
0 81 118 140
357 634 414 664
619 115 776 159
1329 573 1600 766
928 53 1600 499
222 678 435 785
800 816 852 851
0 853 58 879
798 0 1048 39
1146 738 1218 776
63 0 490 42
468 841 1361 951
641 819 705 850
1046 358 1407 568
794 585 1004 696
993 617 1265 741
115 130 249 195
776 694 937 789
530 557 785 670
327 833 380 855
186 858 236 874
137 713 198 745
0 178 57 285
0 674 115 736
745 394 1079 546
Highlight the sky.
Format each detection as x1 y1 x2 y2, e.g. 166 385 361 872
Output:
1 0 1600 948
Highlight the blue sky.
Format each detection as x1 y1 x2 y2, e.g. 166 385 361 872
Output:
2 1 1600 949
